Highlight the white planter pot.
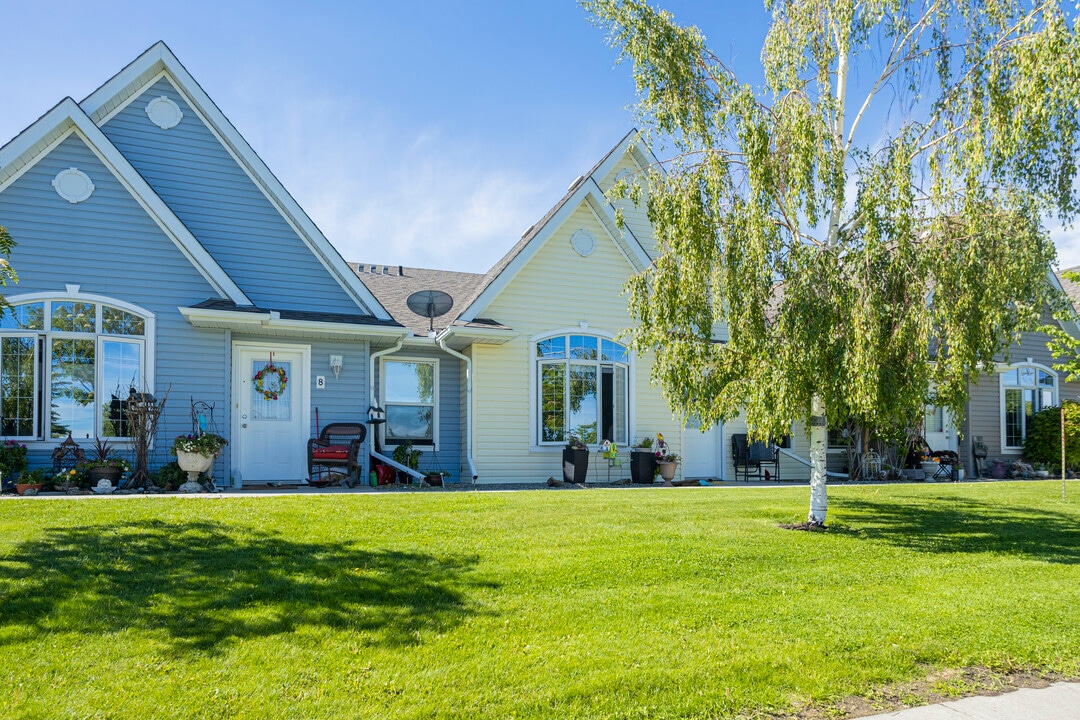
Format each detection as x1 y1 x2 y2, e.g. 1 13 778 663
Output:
176 450 214 474
176 450 215 492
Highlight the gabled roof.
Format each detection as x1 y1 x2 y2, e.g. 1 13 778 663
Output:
455 130 655 323
0 97 252 305
78 41 392 321
350 263 489 336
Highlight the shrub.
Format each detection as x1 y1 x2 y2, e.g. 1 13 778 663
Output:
151 462 190 491
0 440 29 477
1022 401 1080 469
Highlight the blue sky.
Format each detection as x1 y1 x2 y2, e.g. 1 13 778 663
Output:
2 1 1076 272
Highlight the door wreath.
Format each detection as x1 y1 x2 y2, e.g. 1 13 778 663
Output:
253 362 288 401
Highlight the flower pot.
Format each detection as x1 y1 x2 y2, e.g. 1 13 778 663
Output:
426 472 444 487
562 447 590 484
176 450 215 474
15 483 43 495
86 466 123 485
630 450 656 484
176 450 215 493
657 461 678 482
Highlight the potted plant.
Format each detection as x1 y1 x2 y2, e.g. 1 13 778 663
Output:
171 433 227 492
630 437 656 484
426 469 451 486
563 435 590 484
79 438 130 486
655 450 681 483
15 467 50 496
392 441 422 483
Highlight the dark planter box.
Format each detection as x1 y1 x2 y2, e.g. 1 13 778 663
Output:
562 448 590 484
630 450 656 484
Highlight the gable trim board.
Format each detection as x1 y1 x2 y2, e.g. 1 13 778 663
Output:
458 177 653 323
0 98 252 306
78 42 392 321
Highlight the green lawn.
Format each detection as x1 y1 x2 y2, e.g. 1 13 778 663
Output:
1 482 1077 719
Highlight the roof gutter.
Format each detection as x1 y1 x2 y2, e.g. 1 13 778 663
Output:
437 335 478 482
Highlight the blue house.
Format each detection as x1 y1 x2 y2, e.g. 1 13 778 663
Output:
0 42 411 486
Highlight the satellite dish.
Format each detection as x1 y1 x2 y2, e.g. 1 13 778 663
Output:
406 290 454 334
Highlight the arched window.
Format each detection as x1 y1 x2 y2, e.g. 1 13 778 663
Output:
1000 363 1057 450
535 333 630 446
0 296 152 441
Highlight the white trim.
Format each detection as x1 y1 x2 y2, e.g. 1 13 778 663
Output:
179 306 408 340
998 361 1058 453
527 328 635 452
230 340 311 485
0 100 251 305
0 292 157 444
52 167 95 203
144 95 183 129
79 43 392 320
379 355 440 451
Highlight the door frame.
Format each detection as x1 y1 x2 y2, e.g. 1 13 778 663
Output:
231 340 311 486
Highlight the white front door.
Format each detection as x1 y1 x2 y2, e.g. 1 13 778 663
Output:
682 418 723 480
924 404 958 454
234 343 310 483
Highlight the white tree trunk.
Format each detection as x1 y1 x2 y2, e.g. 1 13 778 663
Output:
809 394 828 525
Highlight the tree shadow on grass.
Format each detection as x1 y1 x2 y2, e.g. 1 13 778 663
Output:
829 494 1080 564
0 520 493 653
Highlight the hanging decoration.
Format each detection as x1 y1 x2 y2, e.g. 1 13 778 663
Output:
253 353 288 401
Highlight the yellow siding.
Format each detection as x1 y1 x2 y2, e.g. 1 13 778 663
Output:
597 154 657 260
472 201 683 483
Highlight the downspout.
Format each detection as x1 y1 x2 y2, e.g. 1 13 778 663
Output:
437 334 479 482
369 335 406 477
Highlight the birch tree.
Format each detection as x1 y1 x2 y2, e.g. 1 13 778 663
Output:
586 0 1080 525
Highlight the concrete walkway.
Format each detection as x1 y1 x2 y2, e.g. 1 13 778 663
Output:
859 682 1080 719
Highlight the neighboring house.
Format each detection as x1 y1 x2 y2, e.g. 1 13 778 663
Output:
0 42 408 486
951 270 1080 470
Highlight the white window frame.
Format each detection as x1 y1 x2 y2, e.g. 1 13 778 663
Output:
529 328 634 450
0 292 154 446
999 361 1057 453
380 356 439 450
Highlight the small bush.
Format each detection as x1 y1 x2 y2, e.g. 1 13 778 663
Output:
152 462 188 491
1022 401 1080 469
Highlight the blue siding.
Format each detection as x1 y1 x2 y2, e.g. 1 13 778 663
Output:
99 78 363 314
373 348 462 480
0 134 230 476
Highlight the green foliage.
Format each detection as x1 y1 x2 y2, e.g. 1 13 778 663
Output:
151 461 197 491
585 1 1075 449
0 441 29 476
1022 401 1080 469
170 433 228 457
391 441 421 469
0 486 1078 717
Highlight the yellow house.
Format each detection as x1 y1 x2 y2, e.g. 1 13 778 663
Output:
355 132 694 484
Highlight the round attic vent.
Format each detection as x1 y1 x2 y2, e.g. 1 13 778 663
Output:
570 229 596 257
145 96 183 130
52 168 95 204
